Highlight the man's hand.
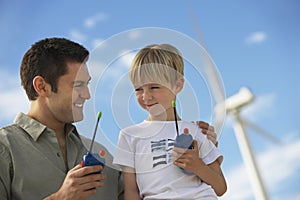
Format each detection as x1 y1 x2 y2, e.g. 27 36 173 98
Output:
194 121 218 147
44 164 106 200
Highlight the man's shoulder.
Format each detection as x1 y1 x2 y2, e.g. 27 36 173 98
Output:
0 124 22 149
0 123 21 137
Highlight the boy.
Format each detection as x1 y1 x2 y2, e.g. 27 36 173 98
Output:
113 44 227 199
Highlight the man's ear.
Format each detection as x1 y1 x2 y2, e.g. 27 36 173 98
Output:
32 76 51 97
174 77 184 94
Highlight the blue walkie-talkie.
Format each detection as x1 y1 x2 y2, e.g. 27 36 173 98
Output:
82 112 105 173
172 101 194 174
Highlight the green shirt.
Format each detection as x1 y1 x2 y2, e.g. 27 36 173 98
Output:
0 113 123 200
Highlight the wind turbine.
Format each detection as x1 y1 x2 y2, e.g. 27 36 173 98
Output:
187 8 278 199
222 87 269 200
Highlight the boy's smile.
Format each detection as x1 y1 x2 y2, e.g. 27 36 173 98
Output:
145 103 158 108
134 83 177 121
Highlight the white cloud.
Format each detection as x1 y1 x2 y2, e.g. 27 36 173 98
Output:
245 31 267 45
84 13 108 28
0 70 18 90
220 137 300 200
0 69 29 123
90 38 105 50
241 93 276 121
220 92 300 199
118 50 136 68
90 50 134 82
128 29 142 40
69 29 87 43
0 88 29 122
224 92 277 127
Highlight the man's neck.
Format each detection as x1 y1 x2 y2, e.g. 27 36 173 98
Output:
27 100 65 134
27 101 69 170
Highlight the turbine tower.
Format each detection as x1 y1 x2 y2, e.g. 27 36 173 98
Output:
187 10 272 198
224 87 269 200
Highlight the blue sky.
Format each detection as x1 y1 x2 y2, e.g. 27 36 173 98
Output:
1 1 299 199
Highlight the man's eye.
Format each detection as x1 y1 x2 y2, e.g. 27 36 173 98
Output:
74 83 84 88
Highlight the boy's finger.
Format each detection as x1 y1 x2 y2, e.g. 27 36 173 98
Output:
193 140 198 150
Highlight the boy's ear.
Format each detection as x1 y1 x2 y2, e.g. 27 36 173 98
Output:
175 77 184 94
32 76 51 97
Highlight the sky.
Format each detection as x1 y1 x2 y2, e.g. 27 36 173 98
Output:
0 0 300 199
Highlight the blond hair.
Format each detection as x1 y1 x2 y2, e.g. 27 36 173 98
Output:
129 44 184 88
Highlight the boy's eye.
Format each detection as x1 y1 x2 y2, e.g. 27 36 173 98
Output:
151 86 160 89
135 88 142 92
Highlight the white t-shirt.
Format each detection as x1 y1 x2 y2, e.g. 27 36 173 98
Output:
113 120 223 200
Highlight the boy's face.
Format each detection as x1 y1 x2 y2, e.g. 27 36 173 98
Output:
46 62 91 123
134 83 177 121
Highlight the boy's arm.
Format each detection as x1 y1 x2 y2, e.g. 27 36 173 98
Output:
173 140 227 196
201 159 227 196
122 167 141 200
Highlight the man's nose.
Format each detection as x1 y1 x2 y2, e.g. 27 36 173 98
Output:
81 86 91 100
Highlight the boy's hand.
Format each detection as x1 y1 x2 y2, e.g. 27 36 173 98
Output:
194 121 218 147
47 164 106 200
173 140 205 174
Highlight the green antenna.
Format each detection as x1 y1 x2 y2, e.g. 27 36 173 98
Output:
89 111 102 152
172 101 179 136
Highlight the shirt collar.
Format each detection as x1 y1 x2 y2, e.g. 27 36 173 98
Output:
14 112 79 141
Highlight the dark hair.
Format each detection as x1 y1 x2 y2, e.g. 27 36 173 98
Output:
20 37 89 100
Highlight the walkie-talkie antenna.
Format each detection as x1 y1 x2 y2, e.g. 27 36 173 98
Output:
172 101 179 136
89 111 102 152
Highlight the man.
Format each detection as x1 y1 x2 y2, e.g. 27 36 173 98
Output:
0 37 218 200
0 38 123 200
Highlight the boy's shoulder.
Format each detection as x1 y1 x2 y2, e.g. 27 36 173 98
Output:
120 121 149 135
120 121 173 138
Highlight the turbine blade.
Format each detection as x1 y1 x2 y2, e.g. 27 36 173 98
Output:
242 118 282 144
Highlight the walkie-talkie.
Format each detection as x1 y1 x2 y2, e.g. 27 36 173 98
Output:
82 112 105 173
172 101 194 174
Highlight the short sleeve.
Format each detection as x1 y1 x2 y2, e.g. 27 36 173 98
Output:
113 130 135 169
197 133 223 165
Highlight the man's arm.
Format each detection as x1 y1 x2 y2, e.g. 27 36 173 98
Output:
0 143 11 200
195 121 218 146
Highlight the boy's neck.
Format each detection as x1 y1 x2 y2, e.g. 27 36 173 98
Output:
146 114 181 121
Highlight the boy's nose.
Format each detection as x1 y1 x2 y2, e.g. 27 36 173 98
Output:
142 90 152 101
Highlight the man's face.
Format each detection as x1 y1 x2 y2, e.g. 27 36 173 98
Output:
47 62 91 123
